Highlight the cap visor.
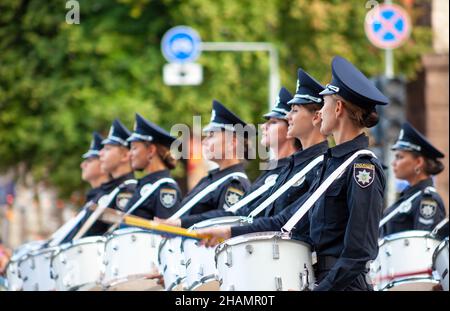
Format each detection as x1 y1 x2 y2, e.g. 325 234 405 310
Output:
82 151 99 159
287 97 314 105
263 112 286 119
101 138 121 146
319 88 337 96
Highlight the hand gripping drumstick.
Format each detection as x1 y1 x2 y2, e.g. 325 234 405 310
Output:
89 205 224 242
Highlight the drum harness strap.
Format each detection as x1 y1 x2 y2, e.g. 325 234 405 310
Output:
226 173 279 213
247 155 325 221
168 172 248 220
282 150 376 233
71 179 138 240
105 177 178 233
378 186 437 228
46 180 136 247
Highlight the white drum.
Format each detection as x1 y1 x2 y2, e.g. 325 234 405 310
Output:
158 236 185 291
432 237 449 291
50 236 106 291
370 230 441 291
182 216 249 291
5 240 47 291
102 227 162 291
18 246 59 291
215 232 315 291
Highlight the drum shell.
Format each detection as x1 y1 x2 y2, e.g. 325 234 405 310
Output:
102 228 162 290
158 236 185 291
432 237 449 291
182 216 249 291
215 232 315 291
50 236 105 291
18 246 59 291
370 230 441 291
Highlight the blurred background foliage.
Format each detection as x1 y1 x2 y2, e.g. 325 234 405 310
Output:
0 0 431 198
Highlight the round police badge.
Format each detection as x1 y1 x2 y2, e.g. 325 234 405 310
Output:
160 188 177 208
419 199 437 219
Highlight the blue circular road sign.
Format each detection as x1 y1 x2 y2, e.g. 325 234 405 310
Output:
161 26 202 63
365 4 411 49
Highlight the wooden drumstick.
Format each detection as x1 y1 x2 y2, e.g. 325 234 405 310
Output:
92 206 224 242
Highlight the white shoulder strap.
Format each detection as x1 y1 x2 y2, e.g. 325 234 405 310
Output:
379 186 436 228
227 174 279 213
72 179 137 240
169 172 248 220
247 155 324 219
282 150 376 233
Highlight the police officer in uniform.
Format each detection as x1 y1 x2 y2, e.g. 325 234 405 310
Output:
55 131 114 242
306 56 388 291
98 118 137 212
159 87 299 228
157 100 251 221
80 132 111 203
123 113 182 219
199 69 328 244
380 122 446 237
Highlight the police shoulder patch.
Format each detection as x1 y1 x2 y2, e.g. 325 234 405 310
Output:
160 188 177 208
224 187 244 206
353 163 375 188
116 192 133 211
419 199 437 219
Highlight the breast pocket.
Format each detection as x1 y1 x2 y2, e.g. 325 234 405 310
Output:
323 181 347 225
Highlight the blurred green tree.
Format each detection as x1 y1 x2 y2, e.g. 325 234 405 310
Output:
0 0 432 198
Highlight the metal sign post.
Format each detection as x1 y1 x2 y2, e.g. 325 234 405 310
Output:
200 42 280 110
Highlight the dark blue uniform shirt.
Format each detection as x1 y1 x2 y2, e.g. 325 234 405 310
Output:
230 141 329 239
380 178 445 237
309 134 386 291
124 169 182 220
180 157 291 228
179 163 250 219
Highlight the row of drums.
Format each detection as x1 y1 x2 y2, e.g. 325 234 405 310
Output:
3 216 449 291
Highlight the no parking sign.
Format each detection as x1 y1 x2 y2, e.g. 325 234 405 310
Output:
365 3 411 49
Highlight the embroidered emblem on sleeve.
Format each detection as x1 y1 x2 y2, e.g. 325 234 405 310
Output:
353 163 375 188
224 187 244 206
160 188 177 208
419 199 437 219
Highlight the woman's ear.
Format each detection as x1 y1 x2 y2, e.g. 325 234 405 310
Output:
335 99 344 118
312 110 322 127
147 143 157 158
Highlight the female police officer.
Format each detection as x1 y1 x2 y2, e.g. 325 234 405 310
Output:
307 55 388 291
123 113 182 219
380 122 446 237
158 100 251 220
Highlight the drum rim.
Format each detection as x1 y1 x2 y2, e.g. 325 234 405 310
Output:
9 240 48 262
18 246 60 264
379 230 440 246
381 276 439 291
51 237 106 265
432 237 449 269
215 231 311 256
106 227 155 239
189 216 250 230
